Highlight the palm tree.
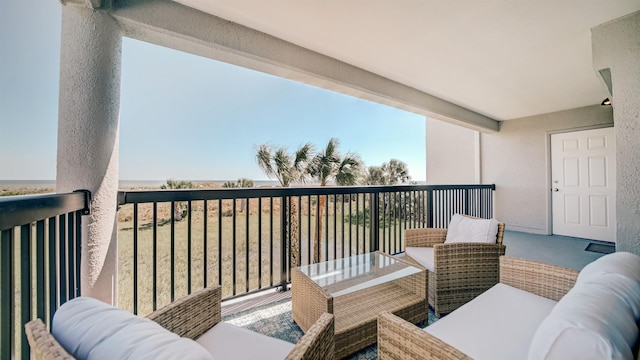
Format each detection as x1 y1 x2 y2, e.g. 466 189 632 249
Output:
222 178 255 212
382 159 411 184
255 142 313 267
365 166 386 185
364 160 411 224
161 179 194 221
308 138 362 263
364 160 410 186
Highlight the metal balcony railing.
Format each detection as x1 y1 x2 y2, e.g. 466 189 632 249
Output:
116 184 495 315
0 190 90 360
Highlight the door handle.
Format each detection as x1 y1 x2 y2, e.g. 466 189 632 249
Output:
552 188 559 192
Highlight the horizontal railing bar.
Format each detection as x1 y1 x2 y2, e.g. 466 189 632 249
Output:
0 191 89 231
117 184 495 204
220 284 283 303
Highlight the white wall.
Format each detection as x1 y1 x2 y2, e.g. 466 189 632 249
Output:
592 11 640 254
481 105 613 233
425 118 478 184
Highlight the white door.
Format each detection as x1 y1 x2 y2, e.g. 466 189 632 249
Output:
551 127 616 242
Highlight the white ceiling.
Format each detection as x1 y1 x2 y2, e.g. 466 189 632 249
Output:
174 0 640 121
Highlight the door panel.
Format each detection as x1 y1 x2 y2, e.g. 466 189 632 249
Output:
588 157 607 186
563 195 580 224
589 195 608 227
563 158 579 186
551 127 616 242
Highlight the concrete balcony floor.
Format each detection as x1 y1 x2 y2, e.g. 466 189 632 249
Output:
220 230 609 358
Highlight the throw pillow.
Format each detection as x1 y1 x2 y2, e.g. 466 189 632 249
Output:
445 214 499 244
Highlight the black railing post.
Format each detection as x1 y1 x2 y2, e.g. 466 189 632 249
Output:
370 192 380 252
74 211 82 297
279 196 288 291
1 229 13 360
36 221 45 321
20 224 31 360
426 189 434 228
465 188 471 216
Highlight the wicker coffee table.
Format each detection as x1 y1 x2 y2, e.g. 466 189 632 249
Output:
292 252 427 359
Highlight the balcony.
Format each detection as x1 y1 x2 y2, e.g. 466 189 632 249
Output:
1 184 502 359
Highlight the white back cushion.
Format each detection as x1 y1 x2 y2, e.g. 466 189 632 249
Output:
578 251 640 284
445 214 499 244
528 252 640 360
577 251 640 318
52 297 213 360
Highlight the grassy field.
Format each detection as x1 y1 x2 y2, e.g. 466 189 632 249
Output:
115 197 407 316
0 187 55 197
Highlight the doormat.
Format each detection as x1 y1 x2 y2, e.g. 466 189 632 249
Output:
585 242 615 254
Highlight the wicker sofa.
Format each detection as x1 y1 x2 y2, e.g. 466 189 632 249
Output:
25 285 334 360
378 253 640 359
404 214 506 315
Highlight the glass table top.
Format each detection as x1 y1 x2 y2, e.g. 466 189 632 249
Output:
297 252 422 297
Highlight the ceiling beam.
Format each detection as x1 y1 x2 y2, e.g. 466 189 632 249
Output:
110 0 500 132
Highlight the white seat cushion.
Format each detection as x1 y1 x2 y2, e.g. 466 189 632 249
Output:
445 214 499 244
425 283 556 360
52 297 213 360
405 246 434 272
196 322 294 360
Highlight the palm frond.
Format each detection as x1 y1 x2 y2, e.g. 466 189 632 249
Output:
383 159 410 184
255 143 276 178
274 147 293 187
294 143 314 184
336 153 363 186
366 166 385 185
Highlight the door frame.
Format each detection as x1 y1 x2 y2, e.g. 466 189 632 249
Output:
545 124 615 236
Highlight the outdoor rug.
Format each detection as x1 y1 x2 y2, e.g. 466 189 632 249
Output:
585 242 615 254
222 298 438 359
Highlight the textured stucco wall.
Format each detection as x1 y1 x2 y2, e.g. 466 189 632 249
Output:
592 11 640 255
425 118 478 184
481 105 613 233
57 5 121 304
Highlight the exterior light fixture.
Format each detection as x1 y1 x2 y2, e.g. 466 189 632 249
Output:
601 98 611 106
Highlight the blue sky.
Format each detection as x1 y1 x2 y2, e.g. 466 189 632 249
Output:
0 0 426 182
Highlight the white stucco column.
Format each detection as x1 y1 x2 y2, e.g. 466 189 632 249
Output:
57 5 121 304
592 11 640 255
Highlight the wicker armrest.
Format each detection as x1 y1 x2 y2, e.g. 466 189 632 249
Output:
292 268 334 332
377 311 471 360
25 319 75 360
433 242 506 271
405 228 448 248
146 285 222 340
499 256 578 301
285 313 334 360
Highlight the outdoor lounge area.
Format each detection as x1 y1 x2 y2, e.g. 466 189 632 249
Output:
21 228 634 359
2 1 640 359
223 231 634 360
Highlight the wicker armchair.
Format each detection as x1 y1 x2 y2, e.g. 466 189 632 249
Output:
25 285 335 360
404 215 505 316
